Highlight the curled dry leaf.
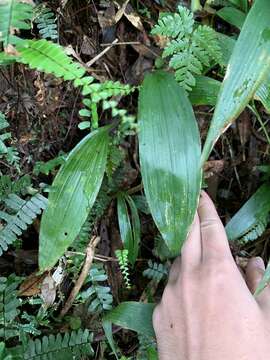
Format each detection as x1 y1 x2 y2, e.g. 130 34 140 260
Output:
41 274 56 307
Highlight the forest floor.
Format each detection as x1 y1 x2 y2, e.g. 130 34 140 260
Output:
1 0 270 359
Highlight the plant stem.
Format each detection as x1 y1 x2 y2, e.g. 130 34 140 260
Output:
191 0 202 12
60 236 100 317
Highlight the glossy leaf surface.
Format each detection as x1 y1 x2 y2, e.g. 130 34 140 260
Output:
216 7 246 29
226 183 270 241
117 193 140 266
202 0 270 163
138 71 201 256
39 127 109 270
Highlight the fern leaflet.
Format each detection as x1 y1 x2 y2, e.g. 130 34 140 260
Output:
152 5 222 90
21 329 94 359
34 4 58 40
78 264 113 313
0 275 21 341
115 249 131 289
0 0 33 46
0 193 48 255
0 112 19 167
17 39 86 81
143 260 168 282
241 216 268 243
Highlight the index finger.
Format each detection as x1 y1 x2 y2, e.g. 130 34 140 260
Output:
198 191 233 263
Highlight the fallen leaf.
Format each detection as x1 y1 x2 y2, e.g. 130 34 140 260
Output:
19 272 47 297
41 274 56 307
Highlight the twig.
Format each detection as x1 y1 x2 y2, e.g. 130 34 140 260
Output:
60 236 100 317
86 39 118 67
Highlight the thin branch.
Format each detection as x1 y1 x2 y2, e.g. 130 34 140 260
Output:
60 236 100 317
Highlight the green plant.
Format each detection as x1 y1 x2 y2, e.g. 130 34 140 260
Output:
115 249 131 289
0 0 33 47
0 193 48 256
33 4 58 40
78 264 113 313
0 275 21 341
152 5 221 90
0 112 20 168
17 329 94 359
143 260 168 282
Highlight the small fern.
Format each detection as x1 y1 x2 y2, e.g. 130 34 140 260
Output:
33 4 58 40
115 249 131 289
240 216 268 243
152 5 221 90
0 175 31 201
0 112 20 167
78 264 113 313
143 260 168 282
0 193 48 255
137 334 157 360
0 275 21 341
21 329 94 360
18 39 86 81
0 0 33 46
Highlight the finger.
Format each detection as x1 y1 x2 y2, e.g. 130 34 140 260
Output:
246 257 270 309
168 256 181 284
198 191 233 263
181 212 202 269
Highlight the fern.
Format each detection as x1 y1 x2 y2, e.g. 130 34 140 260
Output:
0 0 33 46
143 260 168 282
0 175 31 201
115 249 131 289
136 334 157 360
0 193 48 255
33 5 58 40
20 329 94 360
78 264 113 313
152 5 221 90
17 39 86 81
0 275 21 341
79 80 134 130
0 112 20 167
241 216 268 243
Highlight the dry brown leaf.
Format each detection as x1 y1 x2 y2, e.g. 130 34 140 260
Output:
115 0 144 31
19 272 47 297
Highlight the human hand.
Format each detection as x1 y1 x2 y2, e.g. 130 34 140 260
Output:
153 191 270 360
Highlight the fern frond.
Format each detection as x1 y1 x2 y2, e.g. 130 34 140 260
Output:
18 40 85 81
192 25 222 64
143 260 168 282
22 329 94 359
0 175 31 201
0 112 11 154
78 264 113 313
0 112 20 167
241 217 268 243
0 275 21 341
0 193 48 255
34 4 58 40
152 5 221 91
151 6 194 39
0 0 33 46
115 249 131 289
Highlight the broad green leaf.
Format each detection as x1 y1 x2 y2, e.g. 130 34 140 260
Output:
216 7 246 29
138 71 201 256
189 76 221 106
225 183 270 241
202 0 270 163
255 79 270 113
103 302 155 338
39 127 109 270
117 193 140 266
228 0 248 12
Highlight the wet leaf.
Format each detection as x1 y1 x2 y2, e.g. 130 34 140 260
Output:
216 7 246 29
39 127 109 271
117 193 140 266
226 183 270 241
202 0 270 163
138 71 201 256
